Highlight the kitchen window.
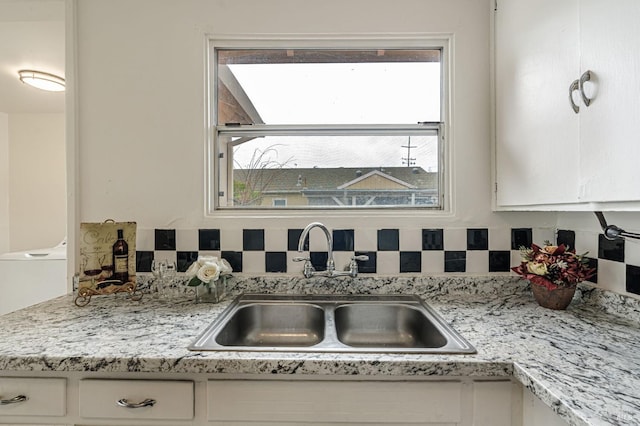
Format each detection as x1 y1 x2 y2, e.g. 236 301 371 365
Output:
209 38 447 211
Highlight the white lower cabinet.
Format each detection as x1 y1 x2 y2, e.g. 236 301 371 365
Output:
521 386 568 426
0 374 551 426
78 379 194 421
0 377 66 421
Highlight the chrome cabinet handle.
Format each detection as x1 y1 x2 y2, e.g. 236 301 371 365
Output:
579 70 593 107
116 398 156 408
0 395 28 405
569 79 580 113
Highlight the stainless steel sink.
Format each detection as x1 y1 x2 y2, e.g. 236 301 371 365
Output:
215 303 325 347
188 294 476 354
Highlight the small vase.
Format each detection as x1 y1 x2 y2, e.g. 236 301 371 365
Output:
530 283 576 310
195 276 227 303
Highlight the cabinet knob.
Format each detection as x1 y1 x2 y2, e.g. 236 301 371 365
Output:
579 70 593 107
116 398 156 408
0 394 28 405
569 79 580 113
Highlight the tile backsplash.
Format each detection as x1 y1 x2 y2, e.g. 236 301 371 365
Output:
134 226 640 297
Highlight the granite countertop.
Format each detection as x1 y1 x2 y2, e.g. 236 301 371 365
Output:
0 275 639 426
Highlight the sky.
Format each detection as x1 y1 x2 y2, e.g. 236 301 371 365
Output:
226 61 441 170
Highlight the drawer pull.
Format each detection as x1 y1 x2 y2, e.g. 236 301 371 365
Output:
0 394 28 405
116 398 156 409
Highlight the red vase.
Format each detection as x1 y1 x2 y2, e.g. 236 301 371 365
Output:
530 283 576 310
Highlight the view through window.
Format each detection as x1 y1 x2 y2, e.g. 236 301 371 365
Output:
214 46 444 210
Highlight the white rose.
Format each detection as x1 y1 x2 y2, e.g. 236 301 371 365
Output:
219 258 233 276
185 260 201 278
197 261 220 283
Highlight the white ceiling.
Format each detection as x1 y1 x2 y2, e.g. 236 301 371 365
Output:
0 0 65 114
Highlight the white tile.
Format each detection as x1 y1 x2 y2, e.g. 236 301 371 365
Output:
466 251 489 274
596 259 626 293
533 227 555 245
333 252 353 271
376 251 399 275
354 228 377 251
443 228 466 251
399 228 421 251
489 227 511 251
153 251 176 264
220 228 243 251
176 229 197 251
421 251 444 274
575 230 599 257
264 229 287 251
625 239 640 265
136 229 155 251
242 251 265 274
287 252 306 276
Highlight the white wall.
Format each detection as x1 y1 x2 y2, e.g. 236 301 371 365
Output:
0 113 8 254
8 113 66 251
74 0 555 233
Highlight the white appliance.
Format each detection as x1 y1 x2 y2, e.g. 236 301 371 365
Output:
0 240 68 315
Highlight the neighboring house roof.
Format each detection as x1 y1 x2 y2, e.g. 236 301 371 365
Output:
234 167 437 193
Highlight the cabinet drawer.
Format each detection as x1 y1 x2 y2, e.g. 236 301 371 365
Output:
0 377 66 417
207 380 461 423
79 379 193 420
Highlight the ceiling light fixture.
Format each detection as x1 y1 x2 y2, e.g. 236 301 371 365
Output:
18 69 65 92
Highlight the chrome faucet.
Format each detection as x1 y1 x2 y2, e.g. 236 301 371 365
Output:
294 222 368 278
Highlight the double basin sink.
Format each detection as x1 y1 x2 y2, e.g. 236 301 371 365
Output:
189 294 476 354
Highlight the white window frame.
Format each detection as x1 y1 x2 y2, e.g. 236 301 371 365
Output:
205 34 451 218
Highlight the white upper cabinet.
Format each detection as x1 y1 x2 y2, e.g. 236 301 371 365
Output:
578 0 640 203
495 0 580 207
495 0 640 210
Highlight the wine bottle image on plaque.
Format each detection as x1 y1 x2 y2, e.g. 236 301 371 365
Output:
77 220 139 305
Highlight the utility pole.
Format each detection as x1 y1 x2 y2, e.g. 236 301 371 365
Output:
401 137 416 167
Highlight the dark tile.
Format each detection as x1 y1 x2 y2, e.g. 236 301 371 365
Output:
222 251 243 273
136 251 154 273
467 228 488 250
626 264 640 295
155 229 176 251
243 229 265 251
445 251 466 273
377 229 399 251
310 252 328 271
586 257 598 284
355 251 376 274
199 229 220 251
177 251 199 272
489 250 511 272
422 229 444 250
288 229 308 251
556 229 576 249
266 252 287 273
511 228 532 250
333 229 354 251
598 235 625 262
400 251 421 273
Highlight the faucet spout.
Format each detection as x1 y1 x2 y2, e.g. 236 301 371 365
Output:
297 222 334 275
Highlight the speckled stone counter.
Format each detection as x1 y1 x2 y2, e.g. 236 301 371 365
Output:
0 275 639 426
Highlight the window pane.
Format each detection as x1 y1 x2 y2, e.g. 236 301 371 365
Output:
222 134 440 208
217 49 441 125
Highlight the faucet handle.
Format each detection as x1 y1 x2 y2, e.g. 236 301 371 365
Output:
352 255 369 262
293 256 310 262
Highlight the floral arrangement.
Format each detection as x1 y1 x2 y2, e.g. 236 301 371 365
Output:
185 255 232 287
512 241 595 290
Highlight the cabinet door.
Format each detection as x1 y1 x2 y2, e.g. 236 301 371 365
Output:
578 0 640 202
495 0 581 206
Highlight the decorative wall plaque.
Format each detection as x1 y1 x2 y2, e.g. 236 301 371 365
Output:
75 220 141 306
